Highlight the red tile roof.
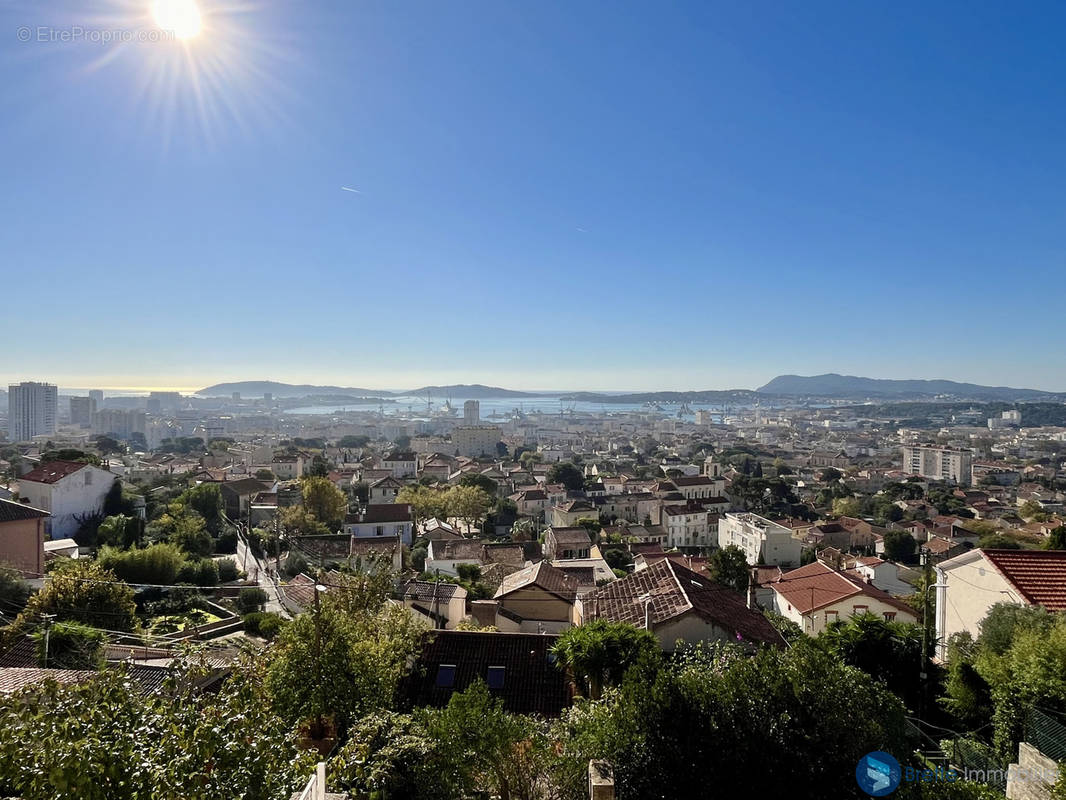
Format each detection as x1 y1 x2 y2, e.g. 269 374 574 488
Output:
770 561 915 617
19 460 88 485
983 549 1066 611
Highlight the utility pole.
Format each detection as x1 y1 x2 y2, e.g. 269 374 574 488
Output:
920 547 932 718
41 614 56 667
312 575 325 738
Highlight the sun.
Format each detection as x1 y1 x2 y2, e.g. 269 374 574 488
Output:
151 0 203 39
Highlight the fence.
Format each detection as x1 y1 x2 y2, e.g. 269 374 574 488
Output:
294 762 327 800
1027 707 1066 764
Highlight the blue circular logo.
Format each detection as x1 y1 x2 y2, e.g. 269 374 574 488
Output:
856 751 901 796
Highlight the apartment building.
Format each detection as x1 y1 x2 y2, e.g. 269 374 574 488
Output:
901 444 973 486
7 382 57 441
718 512 803 567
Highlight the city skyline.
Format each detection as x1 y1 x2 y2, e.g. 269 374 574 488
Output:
5 366 1066 396
2 0 1065 391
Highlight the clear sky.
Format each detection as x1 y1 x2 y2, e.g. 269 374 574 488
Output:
2 0 1065 392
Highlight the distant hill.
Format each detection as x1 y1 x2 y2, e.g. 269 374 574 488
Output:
757 374 1063 401
560 390 760 404
198 381 385 398
403 384 543 399
196 381 544 399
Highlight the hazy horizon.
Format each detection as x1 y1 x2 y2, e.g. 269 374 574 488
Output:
5 368 1066 396
3 1 1065 392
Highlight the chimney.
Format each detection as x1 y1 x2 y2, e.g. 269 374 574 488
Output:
747 567 758 610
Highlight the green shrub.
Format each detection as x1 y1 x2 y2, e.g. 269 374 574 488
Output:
217 557 240 582
283 552 308 578
243 611 286 639
236 587 268 614
175 558 219 587
98 543 186 585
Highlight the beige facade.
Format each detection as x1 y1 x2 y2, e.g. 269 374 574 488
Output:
902 444 973 486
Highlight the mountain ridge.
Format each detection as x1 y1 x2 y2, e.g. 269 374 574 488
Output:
757 373 1063 401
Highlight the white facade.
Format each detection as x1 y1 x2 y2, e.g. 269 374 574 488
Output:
901 444 973 486
8 382 57 441
934 550 1020 660
718 512 803 567
18 465 115 539
663 508 717 550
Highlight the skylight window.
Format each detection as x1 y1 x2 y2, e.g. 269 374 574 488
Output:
487 666 506 689
436 664 456 688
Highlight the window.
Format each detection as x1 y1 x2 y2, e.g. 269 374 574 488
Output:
435 664 456 688
883 612 896 621
85 470 92 486
375 525 384 536
825 610 838 623
853 605 868 614
487 666 506 689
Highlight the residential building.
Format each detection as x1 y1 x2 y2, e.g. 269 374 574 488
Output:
579 559 784 651
935 548 1066 659
550 500 596 527
662 505 718 551
493 560 579 633
0 498 49 576
92 409 146 440
270 454 305 480
16 461 115 539
451 426 501 458
381 451 417 479
425 538 484 577
901 444 973 486
399 580 469 629
342 504 414 545
368 475 405 502
69 396 96 428
8 382 57 441
718 512 803 567
764 561 918 635
463 400 480 425
544 527 592 560
404 630 569 715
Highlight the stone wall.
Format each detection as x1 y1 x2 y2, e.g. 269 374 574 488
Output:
1006 742 1059 800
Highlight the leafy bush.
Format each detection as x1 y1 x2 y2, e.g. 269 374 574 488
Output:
243 611 286 639
175 558 219 587
236 587 268 614
283 551 308 578
217 557 240 582
98 543 186 585
33 621 106 669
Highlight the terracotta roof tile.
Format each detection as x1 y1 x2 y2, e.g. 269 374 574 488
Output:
983 549 1066 611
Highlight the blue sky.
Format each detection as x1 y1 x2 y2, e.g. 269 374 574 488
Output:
2 0 1064 392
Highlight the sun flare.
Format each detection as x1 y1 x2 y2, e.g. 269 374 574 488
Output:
151 0 202 39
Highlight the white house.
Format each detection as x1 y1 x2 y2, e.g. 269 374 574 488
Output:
765 561 918 635
662 505 717 551
718 512 803 567
342 504 414 546
16 461 116 539
425 538 484 578
935 548 1066 660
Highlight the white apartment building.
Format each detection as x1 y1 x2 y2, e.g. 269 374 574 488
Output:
8 382 58 441
662 505 718 551
901 444 973 486
718 512 803 567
